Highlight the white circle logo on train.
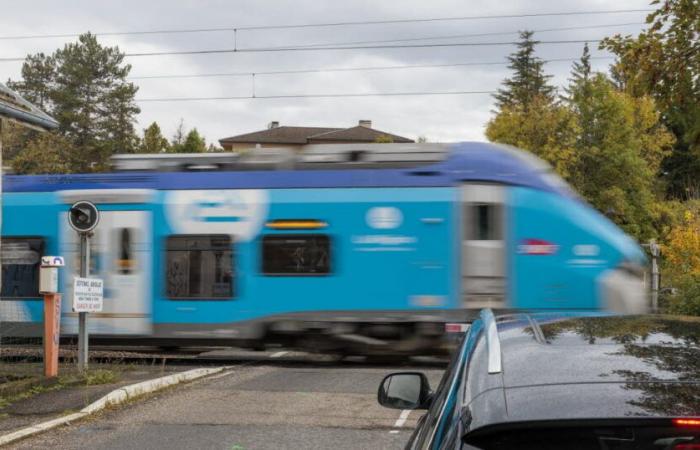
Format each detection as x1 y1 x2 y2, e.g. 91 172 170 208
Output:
366 207 403 229
165 189 269 240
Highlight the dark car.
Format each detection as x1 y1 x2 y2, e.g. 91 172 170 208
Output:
378 310 700 449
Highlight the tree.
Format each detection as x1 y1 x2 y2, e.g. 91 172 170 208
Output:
7 33 140 172
170 128 207 153
569 75 674 239
169 119 186 152
493 31 556 111
564 44 595 148
6 53 55 111
486 95 580 181
600 0 700 198
139 122 170 153
11 132 73 174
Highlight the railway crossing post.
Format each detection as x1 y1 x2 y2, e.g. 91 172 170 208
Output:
68 201 101 371
39 256 64 377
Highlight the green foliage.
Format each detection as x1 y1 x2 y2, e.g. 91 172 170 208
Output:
569 75 673 240
486 95 580 181
11 132 73 174
170 128 207 153
493 31 556 110
600 0 700 198
665 275 700 316
0 120 37 162
83 369 118 386
139 122 170 153
7 33 140 172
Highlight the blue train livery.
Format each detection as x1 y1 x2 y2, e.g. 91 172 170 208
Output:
0 142 647 354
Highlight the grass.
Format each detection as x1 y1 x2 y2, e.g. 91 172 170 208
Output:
0 368 120 413
83 369 118 386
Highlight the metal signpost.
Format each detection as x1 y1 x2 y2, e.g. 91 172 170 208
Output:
68 201 101 371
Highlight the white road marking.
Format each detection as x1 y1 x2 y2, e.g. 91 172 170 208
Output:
270 351 288 358
389 409 412 433
394 409 411 428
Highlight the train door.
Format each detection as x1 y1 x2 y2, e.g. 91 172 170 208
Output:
60 193 152 336
460 184 506 308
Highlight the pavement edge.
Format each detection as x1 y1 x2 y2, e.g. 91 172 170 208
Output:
0 366 226 447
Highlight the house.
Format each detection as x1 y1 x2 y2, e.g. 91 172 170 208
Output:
219 120 414 151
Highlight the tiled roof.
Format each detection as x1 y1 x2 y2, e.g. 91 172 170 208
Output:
220 126 342 145
308 126 413 143
219 124 414 145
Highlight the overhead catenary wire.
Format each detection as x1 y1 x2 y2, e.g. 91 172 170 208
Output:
130 56 615 80
0 38 608 62
282 22 644 49
136 90 498 102
0 8 653 41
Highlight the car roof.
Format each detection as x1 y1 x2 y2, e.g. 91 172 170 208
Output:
463 312 700 433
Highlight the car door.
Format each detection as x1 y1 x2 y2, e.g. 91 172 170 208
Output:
410 320 483 449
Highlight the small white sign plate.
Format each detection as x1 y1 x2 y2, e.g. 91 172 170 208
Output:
41 256 65 267
73 277 104 312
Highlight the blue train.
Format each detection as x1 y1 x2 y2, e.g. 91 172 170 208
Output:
0 142 647 354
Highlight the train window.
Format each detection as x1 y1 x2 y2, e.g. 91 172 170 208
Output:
165 235 233 299
115 228 136 274
262 234 331 276
470 204 503 240
1 237 44 298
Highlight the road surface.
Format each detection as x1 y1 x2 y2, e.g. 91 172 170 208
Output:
10 350 445 450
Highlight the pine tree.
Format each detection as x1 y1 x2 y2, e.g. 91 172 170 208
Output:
564 43 592 99
7 54 56 111
7 33 140 172
565 44 595 148
139 122 170 153
181 128 207 153
493 31 556 110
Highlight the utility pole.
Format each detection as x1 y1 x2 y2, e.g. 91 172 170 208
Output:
78 232 90 370
68 201 100 372
649 241 660 313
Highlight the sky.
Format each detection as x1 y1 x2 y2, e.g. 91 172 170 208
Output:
0 0 653 146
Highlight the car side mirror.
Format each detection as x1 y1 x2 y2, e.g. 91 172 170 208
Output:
377 372 432 410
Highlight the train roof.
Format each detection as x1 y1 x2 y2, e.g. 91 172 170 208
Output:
3 142 576 197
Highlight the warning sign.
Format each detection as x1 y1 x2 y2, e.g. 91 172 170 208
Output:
73 277 104 312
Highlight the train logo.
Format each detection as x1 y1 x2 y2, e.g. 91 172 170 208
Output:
366 207 403 229
164 189 269 240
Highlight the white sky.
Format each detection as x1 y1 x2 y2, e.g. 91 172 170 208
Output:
0 0 652 146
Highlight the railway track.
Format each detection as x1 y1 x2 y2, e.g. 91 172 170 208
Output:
0 344 447 368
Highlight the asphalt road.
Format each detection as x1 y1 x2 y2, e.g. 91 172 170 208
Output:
9 351 445 450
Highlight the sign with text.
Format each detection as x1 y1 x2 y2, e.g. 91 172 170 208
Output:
72 277 104 312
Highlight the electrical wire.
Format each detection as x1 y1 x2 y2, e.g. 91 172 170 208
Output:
0 8 652 40
284 22 643 48
130 56 615 80
136 90 498 102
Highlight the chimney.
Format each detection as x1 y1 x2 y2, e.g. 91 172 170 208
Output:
358 120 372 128
268 121 279 129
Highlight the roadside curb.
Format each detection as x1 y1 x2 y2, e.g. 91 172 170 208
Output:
0 366 226 447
